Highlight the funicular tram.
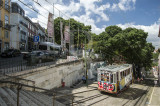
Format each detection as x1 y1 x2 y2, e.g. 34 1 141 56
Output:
97 64 133 94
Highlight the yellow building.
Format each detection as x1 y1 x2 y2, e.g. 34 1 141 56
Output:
0 0 11 53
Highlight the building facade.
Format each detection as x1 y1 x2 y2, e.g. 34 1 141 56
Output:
10 2 28 51
34 23 45 43
25 17 38 50
0 0 11 53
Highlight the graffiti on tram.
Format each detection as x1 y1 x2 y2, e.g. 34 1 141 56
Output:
98 81 116 92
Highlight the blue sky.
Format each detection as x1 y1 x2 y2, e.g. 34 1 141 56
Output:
13 0 160 48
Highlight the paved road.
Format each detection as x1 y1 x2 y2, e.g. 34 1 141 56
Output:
53 79 154 106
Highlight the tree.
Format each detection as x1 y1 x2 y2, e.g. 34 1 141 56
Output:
93 26 154 73
105 25 122 37
54 18 91 47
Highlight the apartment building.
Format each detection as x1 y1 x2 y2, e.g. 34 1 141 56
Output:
0 0 11 53
10 2 28 51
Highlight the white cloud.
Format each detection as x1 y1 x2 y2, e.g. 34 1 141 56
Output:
111 0 136 11
14 0 138 36
117 22 160 48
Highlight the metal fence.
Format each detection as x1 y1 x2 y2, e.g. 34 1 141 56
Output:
0 59 57 75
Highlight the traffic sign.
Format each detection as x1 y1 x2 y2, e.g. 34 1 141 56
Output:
34 36 39 42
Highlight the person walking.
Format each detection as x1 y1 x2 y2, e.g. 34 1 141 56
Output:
82 75 86 83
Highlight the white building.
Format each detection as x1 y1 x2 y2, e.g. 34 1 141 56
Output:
10 2 28 51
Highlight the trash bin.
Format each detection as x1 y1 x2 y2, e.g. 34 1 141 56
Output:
62 82 65 87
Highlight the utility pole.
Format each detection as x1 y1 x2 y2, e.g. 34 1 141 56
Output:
77 27 79 55
53 3 54 43
85 33 88 88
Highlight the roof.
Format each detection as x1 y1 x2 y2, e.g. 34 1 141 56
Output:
98 64 132 73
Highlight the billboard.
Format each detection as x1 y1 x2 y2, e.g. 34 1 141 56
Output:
47 13 54 39
64 26 70 43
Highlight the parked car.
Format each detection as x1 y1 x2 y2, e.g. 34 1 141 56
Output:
23 51 55 65
1 49 21 58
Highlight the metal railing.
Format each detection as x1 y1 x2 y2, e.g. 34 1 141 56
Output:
0 80 98 106
0 59 57 75
0 74 35 91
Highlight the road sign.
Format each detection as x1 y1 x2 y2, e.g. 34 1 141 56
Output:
34 36 39 42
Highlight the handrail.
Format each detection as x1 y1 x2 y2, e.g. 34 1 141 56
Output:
0 80 98 96
0 74 35 83
0 80 98 106
0 80 67 95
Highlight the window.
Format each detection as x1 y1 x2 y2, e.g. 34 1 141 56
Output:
18 8 20 14
110 74 113 83
0 29 1 37
4 42 9 50
5 31 9 38
39 45 47 50
5 0 9 9
0 11 1 20
5 15 9 24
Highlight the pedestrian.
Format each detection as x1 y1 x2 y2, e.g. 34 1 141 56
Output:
142 73 145 80
82 75 86 83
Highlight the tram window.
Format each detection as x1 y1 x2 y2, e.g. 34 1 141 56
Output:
120 72 123 79
106 73 109 82
110 74 113 83
125 70 127 76
101 73 104 81
123 71 125 77
117 72 119 81
128 69 130 74
114 74 117 83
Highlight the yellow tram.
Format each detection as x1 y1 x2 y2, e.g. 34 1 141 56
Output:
97 64 133 94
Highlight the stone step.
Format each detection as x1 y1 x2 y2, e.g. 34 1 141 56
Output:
12 88 38 106
0 96 7 106
20 90 44 106
4 87 28 106
0 87 16 106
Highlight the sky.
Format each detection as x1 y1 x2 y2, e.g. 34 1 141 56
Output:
12 0 160 49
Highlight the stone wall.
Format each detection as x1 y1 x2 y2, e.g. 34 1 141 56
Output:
11 60 85 89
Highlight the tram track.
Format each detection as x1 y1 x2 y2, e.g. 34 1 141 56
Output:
66 94 104 106
122 84 151 106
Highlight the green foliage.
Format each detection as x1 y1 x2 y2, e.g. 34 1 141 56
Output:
54 17 91 46
153 52 159 60
93 25 155 70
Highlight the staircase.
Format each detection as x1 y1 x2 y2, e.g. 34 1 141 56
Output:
0 87 64 106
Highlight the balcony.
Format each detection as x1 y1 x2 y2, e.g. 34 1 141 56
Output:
0 0 3 7
0 20 3 27
4 24 11 30
20 21 28 28
5 4 10 12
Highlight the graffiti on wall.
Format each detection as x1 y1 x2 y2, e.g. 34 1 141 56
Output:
98 81 116 92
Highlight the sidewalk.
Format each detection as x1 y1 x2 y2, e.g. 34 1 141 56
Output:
148 84 160 106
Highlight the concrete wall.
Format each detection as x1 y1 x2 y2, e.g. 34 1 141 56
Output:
14 60 84 89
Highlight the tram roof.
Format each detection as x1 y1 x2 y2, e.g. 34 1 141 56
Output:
98 64 132 72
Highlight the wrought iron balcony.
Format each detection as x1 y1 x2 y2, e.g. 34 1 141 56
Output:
0 20 3 27
4 24 11 30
